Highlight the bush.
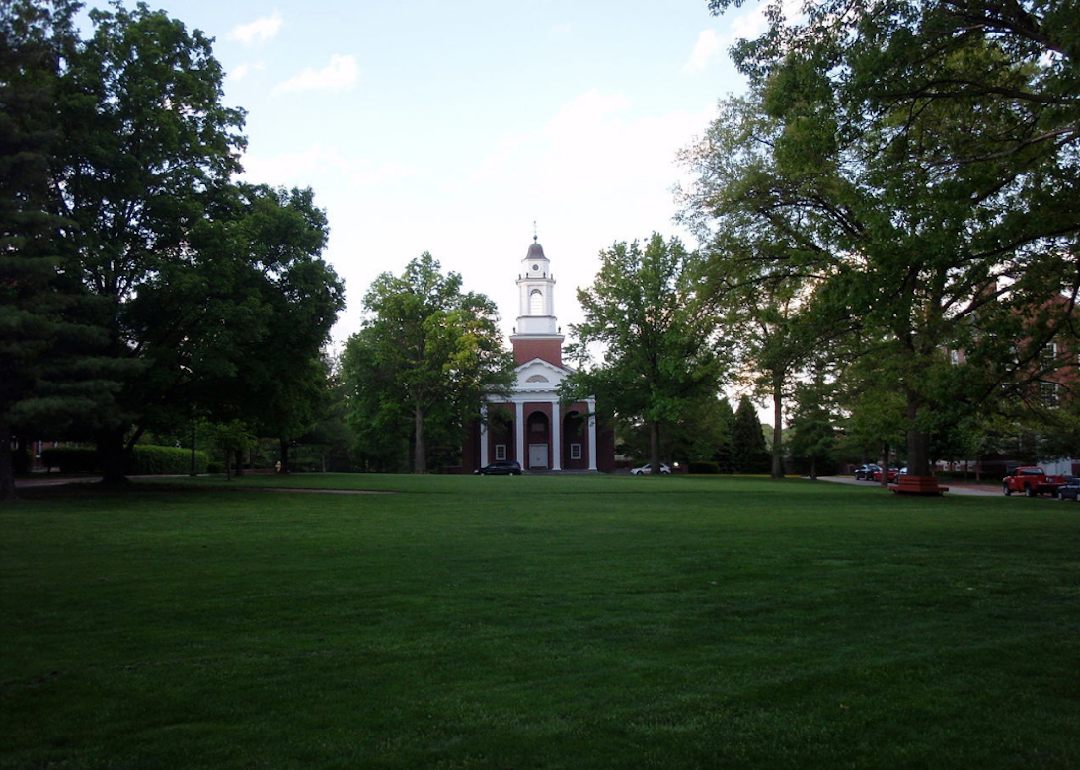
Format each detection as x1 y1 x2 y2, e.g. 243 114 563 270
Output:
40 447 98 474
688 461 720 474
39 445 209 475
129 446 209 475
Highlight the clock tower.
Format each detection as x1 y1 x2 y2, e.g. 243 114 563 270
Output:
510 236 564 366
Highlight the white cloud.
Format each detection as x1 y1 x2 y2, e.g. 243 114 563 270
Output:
240 142 342 187
229 61 265 82
466 134 532 186
684 0 805 73
227 11 283 45
347 160 417 189
240 142 414 190
683 29 722 73
275 54 359 94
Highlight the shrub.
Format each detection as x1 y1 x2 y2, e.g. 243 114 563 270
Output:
40 447 98 474
688 461 720 474
129 446 209 475
40 445 210 475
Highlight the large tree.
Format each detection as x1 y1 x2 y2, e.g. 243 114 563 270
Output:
0 0 112 498
563 234 727 473
342 253 512 473
183 184 345 471
685 0 1079 480
2 1 344 486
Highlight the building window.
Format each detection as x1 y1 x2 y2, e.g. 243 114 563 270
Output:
1041 382 1059 408
495 444 506 460
530 289 544 315
570 443 581 460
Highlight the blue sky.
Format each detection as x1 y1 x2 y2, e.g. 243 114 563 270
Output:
125 0 772 347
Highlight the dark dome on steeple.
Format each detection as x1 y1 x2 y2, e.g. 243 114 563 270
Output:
526 242 546 261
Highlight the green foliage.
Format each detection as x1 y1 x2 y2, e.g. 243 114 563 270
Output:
730 396 770 473
127 445 209 475
39 446 97 473
342 253 513 473
0 1 344 487
39 444 210 474
563 234 727 472
686 460 720 474
687 0 1079 476
787 381 838 478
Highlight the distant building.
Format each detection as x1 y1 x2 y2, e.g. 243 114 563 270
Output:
462 238 615 473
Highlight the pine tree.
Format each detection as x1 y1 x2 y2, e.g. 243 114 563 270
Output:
731 396 769 474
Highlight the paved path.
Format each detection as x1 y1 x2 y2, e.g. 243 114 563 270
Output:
817 475 1000 496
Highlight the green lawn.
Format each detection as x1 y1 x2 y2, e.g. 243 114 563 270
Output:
2 475 1077 769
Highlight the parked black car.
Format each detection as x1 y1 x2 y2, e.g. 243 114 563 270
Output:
1056 477 1080 501
854 464 881 480
474 460 522 476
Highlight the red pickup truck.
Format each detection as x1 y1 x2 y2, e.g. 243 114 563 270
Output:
1002 467 1067 497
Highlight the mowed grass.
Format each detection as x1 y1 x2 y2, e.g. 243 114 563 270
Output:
2 475 1078 769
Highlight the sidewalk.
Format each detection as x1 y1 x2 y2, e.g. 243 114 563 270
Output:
818 475 1000 497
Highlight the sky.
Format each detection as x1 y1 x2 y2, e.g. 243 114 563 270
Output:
106 0 771 349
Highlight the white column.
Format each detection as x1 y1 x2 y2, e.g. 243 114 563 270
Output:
587 397 598 471
515 400 525 464
479 403 489 466
551 400 562 471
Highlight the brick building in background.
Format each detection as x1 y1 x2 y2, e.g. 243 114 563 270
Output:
462 238 615 473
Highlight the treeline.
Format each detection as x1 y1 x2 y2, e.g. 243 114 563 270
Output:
2 1 344 498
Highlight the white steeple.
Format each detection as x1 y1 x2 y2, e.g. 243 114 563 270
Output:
515 235 558 336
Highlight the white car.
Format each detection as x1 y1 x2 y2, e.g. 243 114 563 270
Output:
631 463 671 475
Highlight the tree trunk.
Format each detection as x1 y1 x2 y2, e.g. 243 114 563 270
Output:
905 389 931 477
880 442 890 487
771 380 784 479
97 427 128 485
13 435 30 475
0 412 17 502
809 456 817 481
650 419 661 473
414 405 427 474
279 439 290 474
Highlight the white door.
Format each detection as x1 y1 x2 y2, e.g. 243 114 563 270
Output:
529 444 548 469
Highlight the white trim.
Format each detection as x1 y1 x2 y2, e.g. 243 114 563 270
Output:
552 400 562 471
587 396 597 471
515 401 524 465
479 404 488 465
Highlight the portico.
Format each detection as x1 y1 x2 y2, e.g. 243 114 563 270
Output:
463 235 614 473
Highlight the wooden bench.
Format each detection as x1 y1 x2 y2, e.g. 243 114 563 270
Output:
889 475 950 496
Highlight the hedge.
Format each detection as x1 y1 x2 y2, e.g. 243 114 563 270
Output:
40 446 209 475
40 447 98 474
129 446 209 475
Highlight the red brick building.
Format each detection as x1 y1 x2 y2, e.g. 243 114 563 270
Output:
462 239 615 473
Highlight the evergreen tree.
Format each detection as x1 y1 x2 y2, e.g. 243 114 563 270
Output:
1 2 343 487
731 395 769 474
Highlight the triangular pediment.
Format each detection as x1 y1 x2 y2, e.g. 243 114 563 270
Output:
513 357 573 390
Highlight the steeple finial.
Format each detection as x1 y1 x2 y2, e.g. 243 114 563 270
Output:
533 220 538 243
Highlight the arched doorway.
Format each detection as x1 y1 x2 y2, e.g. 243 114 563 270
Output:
563 410 586 470
527 410 550 469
